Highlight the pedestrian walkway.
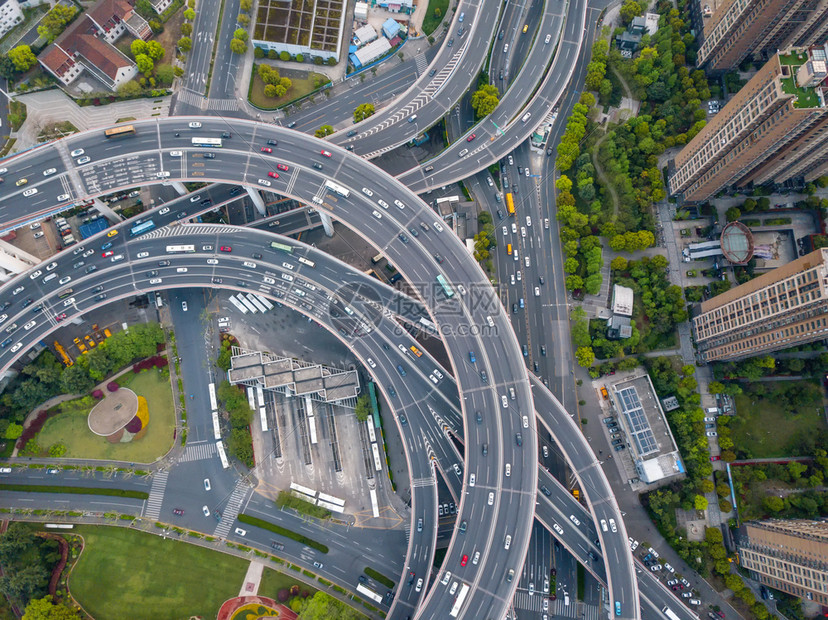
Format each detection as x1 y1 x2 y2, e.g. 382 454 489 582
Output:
178 441 216 463
238 559 266 596
207 98 240 112
144 471 169 520
414 52 429 75
176 88 207 110
213 481 250 539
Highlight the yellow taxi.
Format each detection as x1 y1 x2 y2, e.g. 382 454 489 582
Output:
107 230 119 237
15 178 27 186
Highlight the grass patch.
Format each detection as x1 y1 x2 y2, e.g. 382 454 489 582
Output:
732 382 826 458
421 0 450 35
70 526 247 620
37 120 79 142
0 484 147 499
276 490 331 519
259 566 318 599
248 66 329 110
0 137 16 158
364 567 395 588
237 514 329 553
8 101 26 131
36 369 175 463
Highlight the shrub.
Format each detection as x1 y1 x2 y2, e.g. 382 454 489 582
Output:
92 389 104 399
277 589 289 602
107 382 119 392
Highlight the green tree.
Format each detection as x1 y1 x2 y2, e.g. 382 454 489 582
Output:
8 45 37 72
145 40 165 60
135 0 157 17
131 39 148 58
0 55 16 78
178 37 192 52
575 346 595 368
699 479 715 493
227 427 253 466
237 13 249 25
694 495 708 510
37 5 76 43
619 0 642 25
23 595 79 620
233 28 248 41
60 364 93 395
280 50 290 61
725 206 741 222
184 8 195 19
5 422 22 439
315 125 334 138
353 103 375 122
610 256 628 271
253 46 264 58
240 0 252 9
135 53 154 75
355 395 371 422
298 591 363 619
180 22 192 36
230 38 247 54
470 84 499 118
264 84 277 98
155 64 175 86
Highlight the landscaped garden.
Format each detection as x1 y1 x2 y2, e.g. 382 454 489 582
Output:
248 64 328 109
35 367 175 463
70 526 248 620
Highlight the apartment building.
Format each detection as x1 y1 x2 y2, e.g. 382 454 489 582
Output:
697 0 828 72
739 519 828 605
0 0 24 39
669 47 828 202
691 249 828 362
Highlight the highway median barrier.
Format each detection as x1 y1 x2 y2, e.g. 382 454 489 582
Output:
0 483 149 499
364 567 395 588
237 513 329 553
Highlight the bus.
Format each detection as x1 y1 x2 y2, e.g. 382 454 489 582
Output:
104 124 135 138
130 219 155 237
356 584 383 604
449 583 470 617
166 244 195 253
255 295 274 311
324 180 350 197
270 241 293 253
661 607 682 620
297 256 315 268
211 410 221 440
228 296 248 314
246 293 268 313
506 192 515 215
216 440 230 469
237 295 258 314
192 137 222 148
58 288 74 299
436 274 455 299
371 442 382 471
208 382 218 412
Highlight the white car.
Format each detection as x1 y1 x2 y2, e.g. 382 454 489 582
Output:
441 572 452 585
46 262 58 272
170 151 183 157
30 222 41 230
23 320 36 331
508 155 514 165
76 156 90 164
156 171 171 178
505 463 511 477
510 274 515 285
58 276 71 285
182 301 188 312
234 528 247 536
202 505 210 517
10 342 22 352
609 518 617 533
601 519 608 532
43 168 57 176
203 477 210 490
511 222 517 234
521 226 526 238
553 523 564 535
70 148 85 157
472 551 480 565
534 286 540 296
372 210 382 219
149 278 162 284
207 258 218 265
486 177 494 187
432 221 444 232
0 315 6 324
449 582 458 595
569 514 581 526
23 188 37 197
361 187 374 196
257 179 271 186
159 207 170 215
189 194 201 202
504 534 511 549
137 252 150 258
469 473 475 487
488 492 494 505
83 249 94 258
29 270 43 280
189 121 202 128
367 358 376 369
502 226 508 236
57 194 70 202
429 374 438 384
415 578 423 592
526 216 532 227
33 232 44 239
516 271 521 281
377 199 389 209
522 415 529 428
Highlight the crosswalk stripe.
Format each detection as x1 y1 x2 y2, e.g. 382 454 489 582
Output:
415 53 428 75
144 471 169 520
213 481 250 539
178 442 217 463
207 98 240 111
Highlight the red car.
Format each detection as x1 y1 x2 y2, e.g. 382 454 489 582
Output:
268 171 279 179
173 508 184 516
55 313 67 322
276 163 289 171
102 250 114 257
220 246 232 252
321 150 332 157
460 554 468 567
710 455 721 461
466 133 476 142
261 147 272 154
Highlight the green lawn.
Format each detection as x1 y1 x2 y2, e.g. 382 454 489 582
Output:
249 67 329 110
422 0 450 35
258 566 318 600
36 369 175 463
732 383 827 457
70 526 248 620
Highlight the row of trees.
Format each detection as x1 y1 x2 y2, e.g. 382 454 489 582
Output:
713 352 828 382
0 323 165 436
37 4 77 43
0 524 62 611
176 0 198 55
253 47 338 66
216 380 254 467
353 103 375 122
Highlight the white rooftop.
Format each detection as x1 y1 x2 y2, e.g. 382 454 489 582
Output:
611 284 634 316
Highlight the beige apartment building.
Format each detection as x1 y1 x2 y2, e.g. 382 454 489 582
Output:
739 519 828 605
692 248 828 362
669 47 828 202
697 0 828 72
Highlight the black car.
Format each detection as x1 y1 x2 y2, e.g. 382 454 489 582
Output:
515 433 522 446
158 260 170 267
267 139 278 146
398 233 409 244
433 254 444 264
270 541 284 551
203 153 216 159
221 132 231 139
0 301 10 311
31 305 42 313
236 280 247 287
408 227 419 237
21 298 33 308
251 253 262 259
347 130 357 137
614 444 626 451
358 576 367 584
92 286 105 293
540 345 546 355
229 187 242 196
95 294 107 301
476 410 482 424
145 271 158 278
86 265 97 274
497 209 504 219
313 163 323 170
541 485 551 497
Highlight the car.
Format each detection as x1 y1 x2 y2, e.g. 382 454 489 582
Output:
173 508 184 516
257 179 271 186
102 242 113 250
710 455 721 461
203 152 216 159
107 229 118 238
261 147 273 153
707 431 718 437
415 578 423 592
202 505 210 517
466 133 476 142
372 210 382 219
433 253 444 264
505 463 511 477
234 528 247 536
22 187 38 197
321 150 332 157
76 156 90 164
398 233 409 244
170 151 183 157
70 148 85 157
32 231 44 239
58 276 71 285
268 171 279 179
609 518 617 532
102 250 114 258
189 121 202 128
15 178 27 186
535 286 540 297
276 163 289 172
57 193 71 202
459 148 469 157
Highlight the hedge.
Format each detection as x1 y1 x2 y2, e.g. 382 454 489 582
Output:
0 484 149 499
364 567 395 588
237 513 329 553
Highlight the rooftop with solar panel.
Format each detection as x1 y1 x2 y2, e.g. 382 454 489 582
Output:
606 373 684 485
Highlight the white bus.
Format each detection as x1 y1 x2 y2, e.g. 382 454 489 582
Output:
371 442 382 472
356 583 383 604
662 607 682 620
246 293 268 313
317 499 345 513
260 406 268 432
216 440 230 469
317 492 345 509
308 414 318 445
297 256 315 268
237 295 258 314
366 420 377 443
228 295 249 314
208 383 218 412
449 583 470 617
289 482 317 501
255 294 274 311
45 523 74 529
191 137 222 148
324 180 350 197
211 409 221 440
166 244 196 253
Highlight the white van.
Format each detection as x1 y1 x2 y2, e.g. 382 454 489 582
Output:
521 112 531 123
706 407 719 414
